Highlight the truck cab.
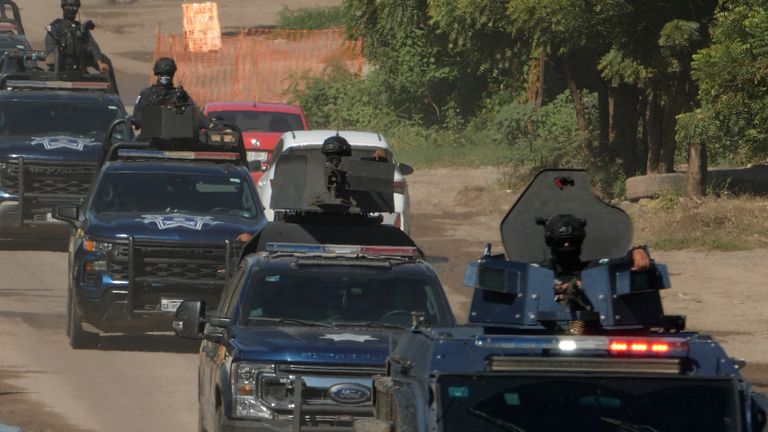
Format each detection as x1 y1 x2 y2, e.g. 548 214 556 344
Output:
361 169 768 432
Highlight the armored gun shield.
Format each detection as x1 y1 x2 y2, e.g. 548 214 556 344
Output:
270 149 395 214
138 104 199 141
501 169 632 263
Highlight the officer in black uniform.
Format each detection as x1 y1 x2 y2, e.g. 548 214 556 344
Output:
45 0 108 74
133 57 193 128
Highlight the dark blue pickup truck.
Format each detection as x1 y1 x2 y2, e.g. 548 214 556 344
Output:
174 134 456 431
175 236 455 432
0 71 124 243
56 116 267 349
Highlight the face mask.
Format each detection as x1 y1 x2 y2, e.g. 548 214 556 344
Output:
157 75 172 86
63 6 78 20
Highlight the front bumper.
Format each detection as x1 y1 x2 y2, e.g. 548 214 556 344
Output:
221 418 292 432
0 199 71 227
0 200 71 238
77 278 224 333
221 417 358 432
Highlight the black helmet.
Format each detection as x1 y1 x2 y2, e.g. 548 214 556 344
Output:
321 135 352 158
153 57 177 76
541 214 586 253
61 0 81 7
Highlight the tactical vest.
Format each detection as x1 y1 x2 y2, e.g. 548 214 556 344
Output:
52 19 92 71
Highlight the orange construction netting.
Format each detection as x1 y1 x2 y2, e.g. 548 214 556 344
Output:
152 28 364 106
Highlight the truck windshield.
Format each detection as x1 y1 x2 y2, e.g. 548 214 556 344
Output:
91 172 260 219
212 111 304 132
0 100 122 140
438 375 740 432
242 268 448 327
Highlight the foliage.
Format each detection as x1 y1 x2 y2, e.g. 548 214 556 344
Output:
277 6 346 29
687 1 768 165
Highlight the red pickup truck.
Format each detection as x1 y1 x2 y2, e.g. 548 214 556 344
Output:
203 102 309 181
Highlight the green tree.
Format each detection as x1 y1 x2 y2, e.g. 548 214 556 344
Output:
686 0 768 166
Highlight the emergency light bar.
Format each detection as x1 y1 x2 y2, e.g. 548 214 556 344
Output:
5 79 111 91
116 149 240 161
475 335 688 356
265 242 419 257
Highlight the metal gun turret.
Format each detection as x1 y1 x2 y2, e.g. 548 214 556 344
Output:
464 169 685 334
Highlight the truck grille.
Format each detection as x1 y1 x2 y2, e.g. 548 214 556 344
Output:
107 241 236 312
0 161 95 196
110 244 229 282
263 365 384 413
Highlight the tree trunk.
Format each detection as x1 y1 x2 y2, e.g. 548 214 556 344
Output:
598 81 610 156
563 57 592 160
687 139 707 197
646 92 664 174
608 84 642 176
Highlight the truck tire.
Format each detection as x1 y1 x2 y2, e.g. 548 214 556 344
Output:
625 173 685 201
67 290 99 349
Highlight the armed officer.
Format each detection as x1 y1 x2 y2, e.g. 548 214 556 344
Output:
45 0 109 74
540 214 651 302
134 57 194 128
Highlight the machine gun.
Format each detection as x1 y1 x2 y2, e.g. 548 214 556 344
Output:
270 134 395 215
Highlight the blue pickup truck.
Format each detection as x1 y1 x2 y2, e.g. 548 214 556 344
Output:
55 115 267 349
175 135 456 431
0 66 124 244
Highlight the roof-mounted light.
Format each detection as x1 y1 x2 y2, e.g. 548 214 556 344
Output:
265 242 418 257
476 335 688 356
5 79 111 91
116 149 240 161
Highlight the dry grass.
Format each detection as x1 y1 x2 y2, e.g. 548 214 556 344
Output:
623 194 768 251
453 177 768 252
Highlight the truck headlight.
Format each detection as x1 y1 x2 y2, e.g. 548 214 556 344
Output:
232 362 274 419
84 239 114 253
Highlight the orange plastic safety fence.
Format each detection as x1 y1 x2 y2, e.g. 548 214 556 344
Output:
152 28 363 107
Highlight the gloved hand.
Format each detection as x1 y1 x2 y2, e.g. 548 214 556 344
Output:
176 86 189 103
83 20 95 31
96 59 110 73
630 247 651 271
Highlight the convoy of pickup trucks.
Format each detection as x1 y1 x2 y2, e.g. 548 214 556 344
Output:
0 1 765 431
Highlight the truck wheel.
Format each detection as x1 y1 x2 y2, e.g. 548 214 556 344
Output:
68 290 99 349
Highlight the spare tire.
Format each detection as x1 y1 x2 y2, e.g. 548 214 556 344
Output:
625 173 685 201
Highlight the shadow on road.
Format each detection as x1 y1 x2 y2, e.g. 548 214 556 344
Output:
97 333 201 354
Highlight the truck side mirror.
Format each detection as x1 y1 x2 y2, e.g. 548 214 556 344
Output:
397 163 414 176
173 300 205 339
53 204 80 226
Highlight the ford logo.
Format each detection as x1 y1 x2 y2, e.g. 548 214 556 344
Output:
328 383 371 405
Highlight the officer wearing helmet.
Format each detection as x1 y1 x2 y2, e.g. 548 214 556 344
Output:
133 57 194 128
539 214 651 303
45 0 110 75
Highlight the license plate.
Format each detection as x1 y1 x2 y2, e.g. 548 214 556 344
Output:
160 298 184 313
